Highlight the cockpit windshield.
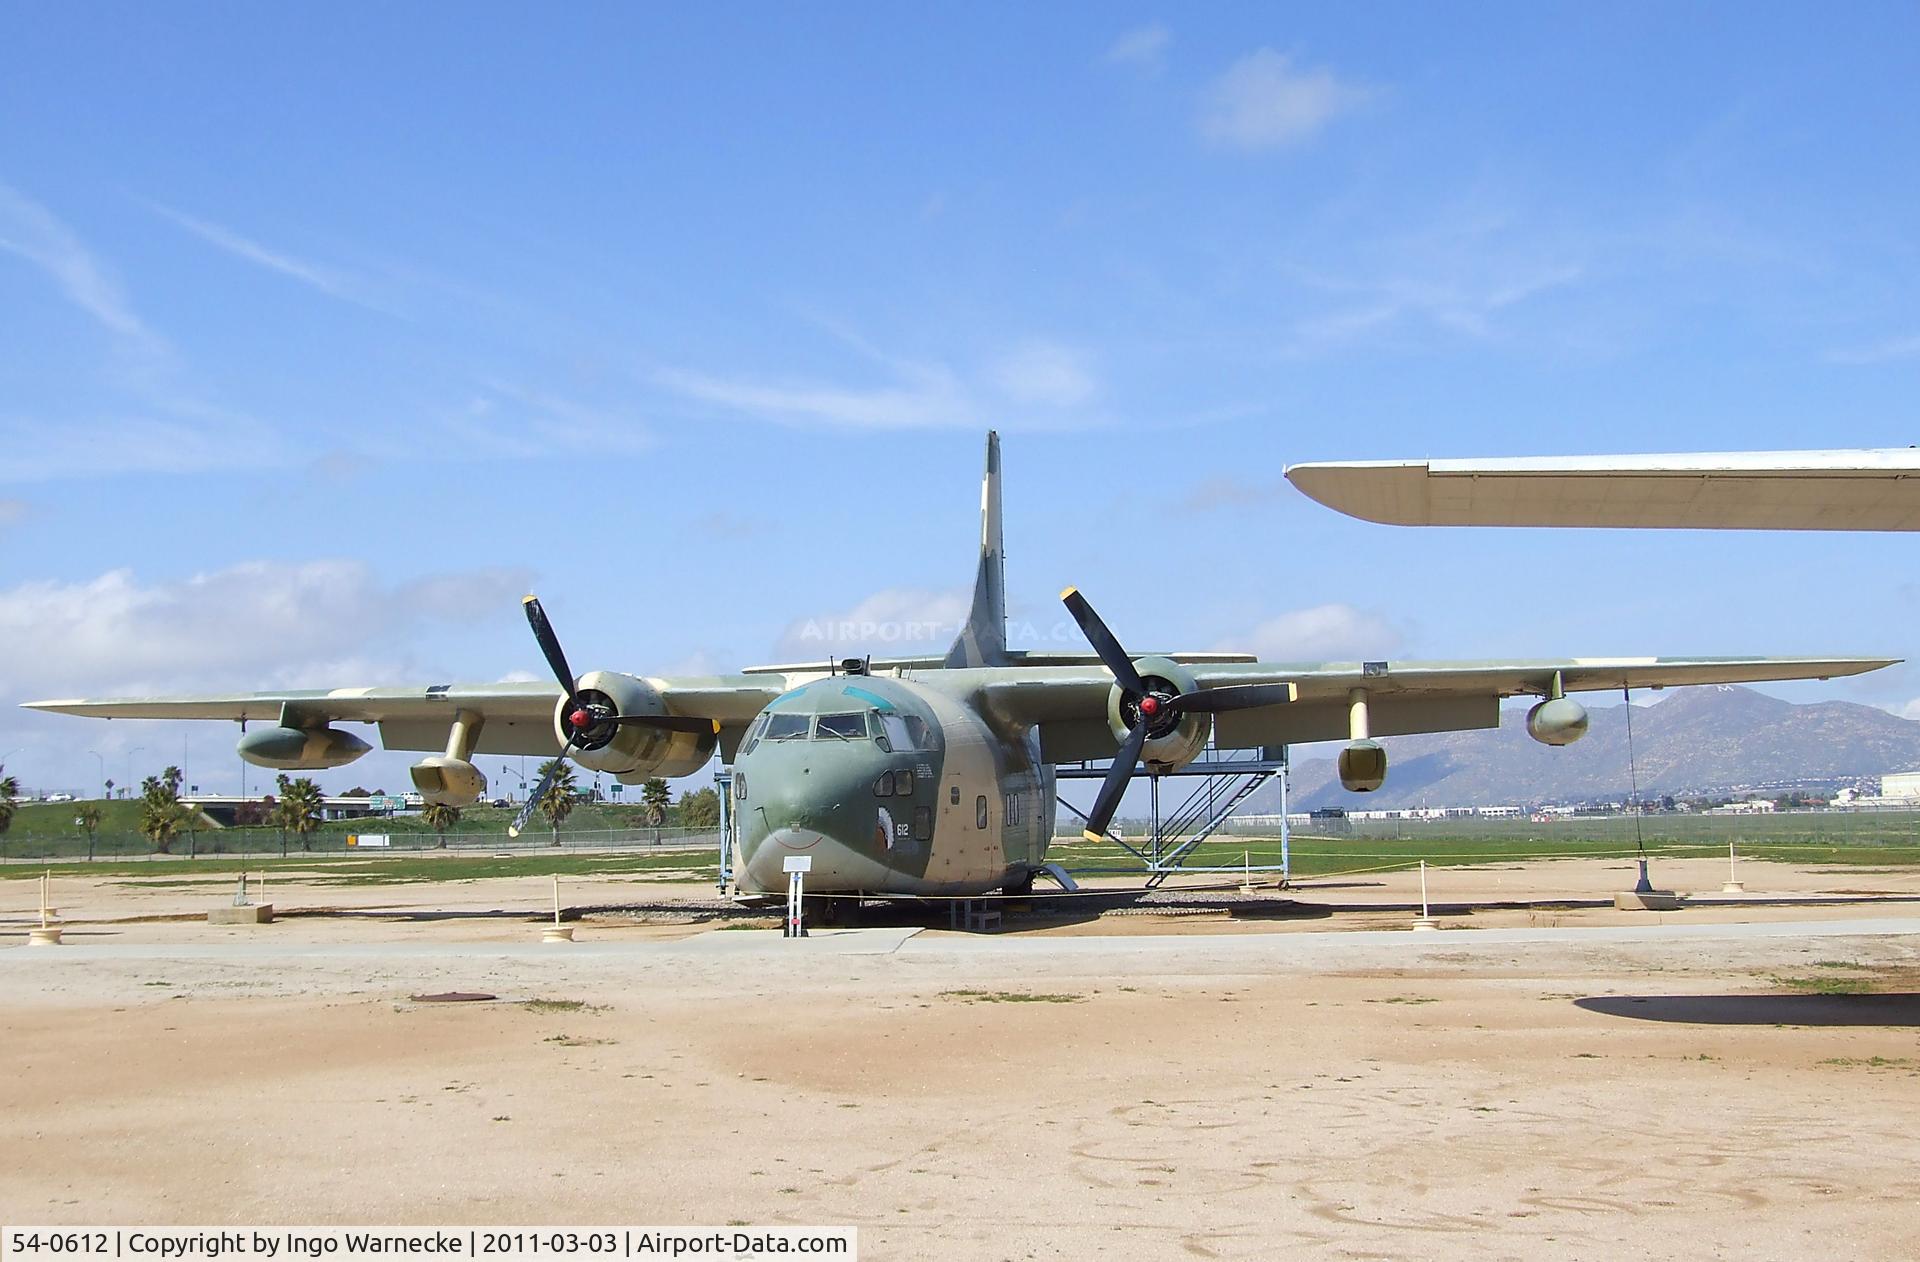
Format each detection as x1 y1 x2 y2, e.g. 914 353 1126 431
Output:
762 713 811 742
872 712 934 752
743 695 938 755
814 713 867 741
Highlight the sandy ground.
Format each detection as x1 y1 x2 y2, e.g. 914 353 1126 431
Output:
3 859 1920 1260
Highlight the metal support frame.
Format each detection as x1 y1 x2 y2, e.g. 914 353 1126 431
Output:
1057 744 1291 886
713 766 735 894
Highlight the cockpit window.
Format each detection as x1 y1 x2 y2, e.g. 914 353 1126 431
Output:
815 713 866 741
763 713 811 741
875 713 914 752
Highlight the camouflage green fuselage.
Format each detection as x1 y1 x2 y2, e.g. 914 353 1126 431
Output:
733 673 1051 896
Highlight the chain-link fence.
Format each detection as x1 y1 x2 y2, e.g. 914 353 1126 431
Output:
0 825 723 863
1213 806 1920 850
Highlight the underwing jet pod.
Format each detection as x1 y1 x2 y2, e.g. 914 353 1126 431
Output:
23 434 1898 897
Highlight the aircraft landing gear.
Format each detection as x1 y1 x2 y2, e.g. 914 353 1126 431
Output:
817 896 861 927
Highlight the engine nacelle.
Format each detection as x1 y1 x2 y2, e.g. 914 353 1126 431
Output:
1107 655 1210 772
409 756 488 806
1339 740 1387 792
1526 697 1591 746
236 725 370 771
560 669 718 779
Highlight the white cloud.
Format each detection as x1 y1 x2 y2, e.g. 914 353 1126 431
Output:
1827 333 1920 365
657 327 1104 431
147 201 376 308
1285 260 1585 353
772 588 972 662
0 411 289 483
0 183 158 349
0 560 532 700
0 499 24 528
1177 475 1283 512
443 381 654 458
1225 603 1403 662
1198 49 1370 151
1106 24 1170 74
656 365 974 430
988 341 1098 408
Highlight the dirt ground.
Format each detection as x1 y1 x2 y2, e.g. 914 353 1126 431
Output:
4 859 1919 1260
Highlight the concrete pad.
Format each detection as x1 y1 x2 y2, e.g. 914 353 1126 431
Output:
207 904 274 925
672 926 923 955
1615 890 1686 911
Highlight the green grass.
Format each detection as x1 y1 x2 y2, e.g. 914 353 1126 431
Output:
1049 817 1920 880
1767 973 1872 995
940 989 1084 1003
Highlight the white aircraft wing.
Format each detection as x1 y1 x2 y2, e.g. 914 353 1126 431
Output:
1285 448 1920 531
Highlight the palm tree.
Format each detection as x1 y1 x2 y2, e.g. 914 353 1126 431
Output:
76 803 103 861
535 759 577 844
422 802 461 848
138 775 191 854
641 777 670 827
272 775 325 853
0 765 17 836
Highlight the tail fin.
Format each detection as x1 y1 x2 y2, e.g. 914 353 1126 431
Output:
943 430 1008 668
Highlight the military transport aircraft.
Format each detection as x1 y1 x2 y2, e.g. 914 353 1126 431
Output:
23 434 1896 898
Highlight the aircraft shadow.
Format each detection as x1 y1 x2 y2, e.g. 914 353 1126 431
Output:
1576 993 1920 1027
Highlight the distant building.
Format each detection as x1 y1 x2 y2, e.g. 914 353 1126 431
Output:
1706 799 1776 815
1879 770 1920 802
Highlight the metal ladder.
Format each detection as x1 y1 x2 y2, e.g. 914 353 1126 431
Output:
1144 767 1280 887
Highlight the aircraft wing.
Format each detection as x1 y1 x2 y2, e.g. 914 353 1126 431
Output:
976 654 1898 755
21 676 789 758
1284 449 1920 531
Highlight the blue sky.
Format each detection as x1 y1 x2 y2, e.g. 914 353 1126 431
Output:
4 5 1920 799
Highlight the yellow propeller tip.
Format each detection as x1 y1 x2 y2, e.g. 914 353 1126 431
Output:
1082 830 1104 844
521 594 537 605
710 720 722 734
1059 585 1079 600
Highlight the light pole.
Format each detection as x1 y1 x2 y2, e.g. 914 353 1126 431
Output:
87 750 105 799
125 747 145 797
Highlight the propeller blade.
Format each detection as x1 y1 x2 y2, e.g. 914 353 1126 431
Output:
1081 720 1149 842
522 595 578 697
508 737 577 838
611 713 723 735
1061 587 1148 695
1169 682 1298 714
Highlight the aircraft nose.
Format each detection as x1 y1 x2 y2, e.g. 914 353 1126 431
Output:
743 826 891 893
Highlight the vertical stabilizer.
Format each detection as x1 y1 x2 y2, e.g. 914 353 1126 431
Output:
943 430 1008 668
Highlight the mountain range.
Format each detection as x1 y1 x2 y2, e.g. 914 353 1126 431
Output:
1245 685 1920 812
